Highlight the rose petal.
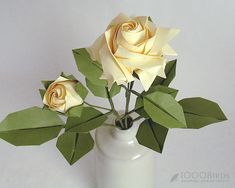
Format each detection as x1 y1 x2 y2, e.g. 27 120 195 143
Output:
134 16 148 28
54 76 70 83
144 35 157 54
63 83 83 111
87 34 106 62
150 27 180 55
121 28 146 45
136 69 160 91
116 29 146 53
99 43 133 88
162 44 177 56
115 45 164 70
108 13 130 29
104 29 135 84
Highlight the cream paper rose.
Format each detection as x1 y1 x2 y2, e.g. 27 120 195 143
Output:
88 13 180 91
43 76 83 113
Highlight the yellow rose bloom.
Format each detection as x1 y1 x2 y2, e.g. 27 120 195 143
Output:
88 13 180 91
43 76 83 113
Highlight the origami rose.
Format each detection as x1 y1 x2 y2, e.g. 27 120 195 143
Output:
43 76 83 113
88 13 180 91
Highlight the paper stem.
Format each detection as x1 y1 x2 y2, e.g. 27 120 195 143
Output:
121 84 141 98
132 115 143 122
84 101 111 111
105 87 124 128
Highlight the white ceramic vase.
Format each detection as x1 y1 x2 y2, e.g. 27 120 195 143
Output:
95 120 156 188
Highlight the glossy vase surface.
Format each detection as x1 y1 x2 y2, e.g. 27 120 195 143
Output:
95 121 156 188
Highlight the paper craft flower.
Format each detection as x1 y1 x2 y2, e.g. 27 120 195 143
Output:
43 76 83 113
0 13 227 168
88 13 180 91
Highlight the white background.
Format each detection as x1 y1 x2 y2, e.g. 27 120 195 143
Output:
0 0 234 188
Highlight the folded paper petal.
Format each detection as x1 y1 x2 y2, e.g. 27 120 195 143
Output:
99 44 130 88
87 13 179 91
87 34 105 62
43 76 83 113
150 28 180 55
136 62 166 91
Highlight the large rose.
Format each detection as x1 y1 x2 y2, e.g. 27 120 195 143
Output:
88 13 180 91
43 76 83 113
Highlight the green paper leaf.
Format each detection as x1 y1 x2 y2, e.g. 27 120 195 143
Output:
66 105 84 118
135 97 148 118
60 72 77 80
148 16 153 22
136 119 168 153
135 85 178 118
152 59 177 86
0 107 64 146
65 107 107 133
86 78 121 98
39 89 46 100
179 97 227 129
59 73 89 100
144 91 186 128
56 132 94 165
147 85 178 98
73 48 107 86
41 80 54 89
75 81 88 100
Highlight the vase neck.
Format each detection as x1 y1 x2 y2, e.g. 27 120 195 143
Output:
112 124 138 141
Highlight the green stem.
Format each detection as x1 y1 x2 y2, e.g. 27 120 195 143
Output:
66 110 114 132
103 123 115 127
119 106 143 121
124 82 134 129
121 85 142 97
105 87 118 115
84 101 111 111
104 110 114 116
105 87 125 129
125 83 130 115
132 115 143 122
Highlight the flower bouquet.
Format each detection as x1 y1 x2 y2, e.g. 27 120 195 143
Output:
0 14 227 188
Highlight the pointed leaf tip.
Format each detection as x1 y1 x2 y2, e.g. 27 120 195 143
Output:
0 107 64 146
144 91 186 129
56 132 94 165
152 59 177 86
179 97 227 129
136 119 168 153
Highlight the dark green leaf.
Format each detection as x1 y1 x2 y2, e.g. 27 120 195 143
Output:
147 85 178 98
144 91 186 128
86 78 121 98
75 81 88 100
135 85 178 118
39 89 46 100
60 72 77 80
0 107 64 146
56 132 94 165
136 119 168 153
58 73 88 100
135 97 149 118
148 16 153 22
73 48 107 86
152 59 177 86
41 80 54 89
66 105 84 118
65 107 107 133
179 97 227 129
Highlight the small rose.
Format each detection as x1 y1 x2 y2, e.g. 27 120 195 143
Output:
43 76 83 113
88 13 180 91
